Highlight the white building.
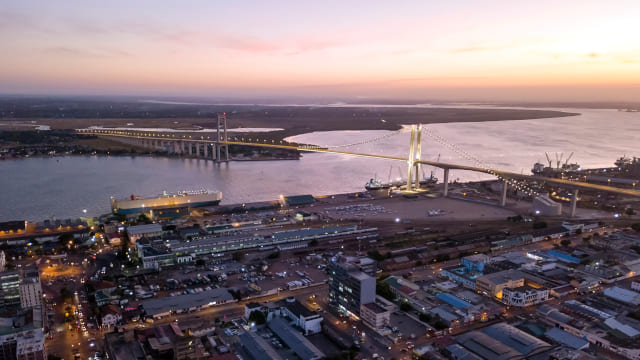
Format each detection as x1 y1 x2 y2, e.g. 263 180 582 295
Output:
632 282 640 292
100 305 122 329
0 251 5 272
502 286 549 307
19 277 42 309
280 298 322 335
360 296 395 330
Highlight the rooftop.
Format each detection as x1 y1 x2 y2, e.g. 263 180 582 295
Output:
238 331 283 360
268 317 324 360
544 327 589 350
141 288 233 316
127 223 163 235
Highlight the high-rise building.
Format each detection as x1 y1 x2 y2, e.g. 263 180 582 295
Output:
0 251 6 272
19 269 41 309
328 256 376 317
0 270 20 310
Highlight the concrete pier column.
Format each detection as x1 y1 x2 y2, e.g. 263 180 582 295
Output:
500 181 508 207
173 141 182 154
188 142 193 156
443 168 450 197
570 189 579 217
203 143 209 158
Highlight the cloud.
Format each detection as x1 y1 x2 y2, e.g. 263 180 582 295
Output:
586 52 600 58
450 45 511 53
42 46 132 58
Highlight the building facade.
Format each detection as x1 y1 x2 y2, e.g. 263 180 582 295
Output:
475 270 525 299
502 286 549 307
360 296 394 330
0 270 20 309
328 257 376 317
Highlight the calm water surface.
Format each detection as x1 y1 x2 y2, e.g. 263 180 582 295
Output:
1 107 638 221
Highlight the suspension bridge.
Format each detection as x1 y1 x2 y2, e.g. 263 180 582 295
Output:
76 114 640 217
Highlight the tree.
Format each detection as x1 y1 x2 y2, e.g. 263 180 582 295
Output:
309 239 319 247
267 251 280 259
626 208 636 216
232 251 244 262
376 279 394 301
632 223 640 232
248 310 266 325
195 259 206 267
560 239 572 247
400 302 413 312
60 287 72 302
532 221 547 229
419 313 432 323
137 213 152 224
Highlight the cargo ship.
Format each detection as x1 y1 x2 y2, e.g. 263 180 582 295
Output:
111 189 222 214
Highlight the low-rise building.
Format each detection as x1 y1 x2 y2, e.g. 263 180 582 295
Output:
268 317 324 360
501 285 549 307
127 223 163 244
360 296 394 330
280 298 322 335
475 270 524 299
101 304 122 329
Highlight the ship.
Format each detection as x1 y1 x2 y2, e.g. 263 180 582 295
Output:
532 152 580 176
111 189 222 214
365 171 438 191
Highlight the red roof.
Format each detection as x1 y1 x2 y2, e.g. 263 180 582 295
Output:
101 304 121 316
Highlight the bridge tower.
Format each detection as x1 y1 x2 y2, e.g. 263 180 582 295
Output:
406 124 423 191
216 113 229 162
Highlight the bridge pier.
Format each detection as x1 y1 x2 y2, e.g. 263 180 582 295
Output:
173 141 182 154
570 189 579 218
443 168 450 197
203 143 209 158
500 181 508 207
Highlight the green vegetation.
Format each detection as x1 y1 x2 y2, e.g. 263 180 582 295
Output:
267 251 281 259
376 275 394 302
60 287 72 302
399 302 413 312
248 310 266 325
533 221 548 229
632 223 640 232
419 313 432 323
560 239 572 247
232 251 244 262
309 239 319 247
367 250 390 262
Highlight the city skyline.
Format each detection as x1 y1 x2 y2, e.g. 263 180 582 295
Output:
1 0 640 101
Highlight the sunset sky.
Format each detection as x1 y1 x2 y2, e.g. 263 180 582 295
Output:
1 0 639 101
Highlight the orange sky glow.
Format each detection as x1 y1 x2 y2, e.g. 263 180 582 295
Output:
1 0 639 101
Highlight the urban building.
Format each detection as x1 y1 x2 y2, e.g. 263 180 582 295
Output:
18 269 41 309
0 270 20 309
328 256 376 317
360 296 395 330
0 329 46 360
126 223 163 244
238 331 283 360
268 317 324 360
100 304 122 329
475 270 525 299
455 323 552 360
0 251 5 272
280 298 322 335
632 281 640 292
141 288 233 319
501 286 549 307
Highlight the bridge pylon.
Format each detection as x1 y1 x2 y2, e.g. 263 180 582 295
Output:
216 113 229 162
406 124 423 191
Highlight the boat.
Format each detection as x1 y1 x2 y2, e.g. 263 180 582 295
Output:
111 189 222 214
615 156 636 167
365 178 387 191
419 171 438 186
